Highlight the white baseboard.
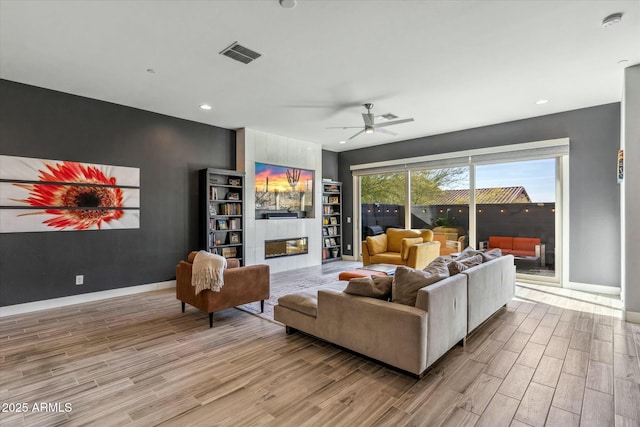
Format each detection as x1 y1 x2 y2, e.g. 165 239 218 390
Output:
341 255 357 261
0 280 176 318
625 310 640 324
566 281 621 296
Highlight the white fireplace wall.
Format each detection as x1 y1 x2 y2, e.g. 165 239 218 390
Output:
236 128 322 273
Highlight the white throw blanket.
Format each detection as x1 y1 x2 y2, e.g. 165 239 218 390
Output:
192 250 227 295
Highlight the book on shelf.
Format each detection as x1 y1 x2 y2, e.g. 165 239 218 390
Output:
229 218 241 229
209 187 218 201
329 238 337 246
217 219 228 230
322 228 328 236
330 217 338 225
324 238 331 247
219 203 242 215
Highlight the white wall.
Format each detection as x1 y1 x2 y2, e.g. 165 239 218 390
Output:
623 64 640 323
237 128 322 273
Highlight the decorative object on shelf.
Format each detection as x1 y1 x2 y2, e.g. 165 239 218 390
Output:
618 149 624 183
222 247 237 258
229 232 240 244
228 178 241 186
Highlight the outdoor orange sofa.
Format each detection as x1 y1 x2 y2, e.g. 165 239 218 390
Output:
485 236 544 260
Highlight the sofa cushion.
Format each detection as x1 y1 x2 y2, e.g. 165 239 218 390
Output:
480 248 503 262
366 234 388 255
277 290 318 317
401 237 424 260
344 276 393 300
370 252 404 265
489 236 513 250
392 260 449 306
386 228 422 253
448 254 483 275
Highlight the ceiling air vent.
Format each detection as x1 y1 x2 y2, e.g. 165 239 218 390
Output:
380 113 399 120
219 42 261 64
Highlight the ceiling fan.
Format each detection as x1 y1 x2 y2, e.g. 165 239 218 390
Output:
328 103 414 140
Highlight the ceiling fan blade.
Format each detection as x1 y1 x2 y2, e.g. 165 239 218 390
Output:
362 113 374 127
374 118 414 128
375 128 397 136
348 129 365 140
326 126 363 129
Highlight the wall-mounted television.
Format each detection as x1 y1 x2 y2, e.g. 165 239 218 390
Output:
255 162 314 219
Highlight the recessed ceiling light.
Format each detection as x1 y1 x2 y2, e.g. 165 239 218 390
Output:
200 104 212 110
535 99 549 105
279 0 297 8
339 140 346 144
602 13 623 28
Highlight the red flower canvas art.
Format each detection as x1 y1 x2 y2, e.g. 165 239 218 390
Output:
0 155 140 233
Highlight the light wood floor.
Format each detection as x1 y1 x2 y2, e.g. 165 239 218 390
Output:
1 265 639 427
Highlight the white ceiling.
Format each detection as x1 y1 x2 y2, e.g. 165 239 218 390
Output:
1 1 639 152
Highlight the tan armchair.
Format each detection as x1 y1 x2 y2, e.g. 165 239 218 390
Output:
362 228 440 270
176 252 270 327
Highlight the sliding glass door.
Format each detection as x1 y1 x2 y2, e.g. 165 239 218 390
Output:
360 172 406 238
476 158 558 281
354 147 565 285
410 168 470 252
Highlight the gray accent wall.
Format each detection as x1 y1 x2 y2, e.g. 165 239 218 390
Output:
623 65 640 313
338 103 621 288
0 80 235 306
322 150 339 181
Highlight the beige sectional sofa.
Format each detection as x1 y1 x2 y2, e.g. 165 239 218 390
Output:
274 254 515 377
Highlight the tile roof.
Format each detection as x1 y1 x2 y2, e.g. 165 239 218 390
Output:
430 186 532 205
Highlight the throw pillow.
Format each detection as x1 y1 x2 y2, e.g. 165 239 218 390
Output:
424 255 453 270
344 275 393 300
366 234 387 255
392 260 449 306
456 246 483 261
401 237 424 260
448 254 483 275
480 248 503 262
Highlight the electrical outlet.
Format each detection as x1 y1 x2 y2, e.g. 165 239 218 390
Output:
75 275 84 285
347 217 351 223
347 244 351 251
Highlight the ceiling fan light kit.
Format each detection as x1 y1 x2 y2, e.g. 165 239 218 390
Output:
330 103 414 141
